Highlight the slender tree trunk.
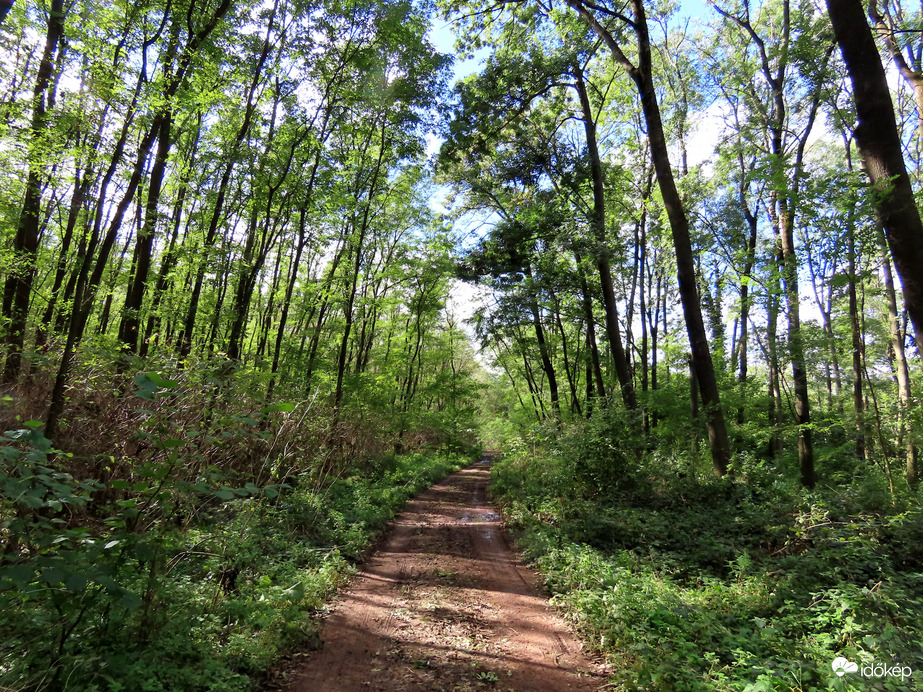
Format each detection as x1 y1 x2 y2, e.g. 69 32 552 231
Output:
226 207 261 361
3 0 65 382
639 220 650 434
256 249 286 359
119 112 172 353
304 250 346 388
527 287 559 417
141 117 201 356
882 248 918 484
849 226 866 461
268 209 309 398
553 295 581 418
569 0 731 474
634 0 732 472
573 63 636 411
766 283 783 458
177 159 236 357
775 194 815 487
576 259 605 401
520 343 545 420
737 201 758 425
650 270 663 428
690 356 700 457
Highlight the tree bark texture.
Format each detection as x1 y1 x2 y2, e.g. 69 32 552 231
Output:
827 0 923 348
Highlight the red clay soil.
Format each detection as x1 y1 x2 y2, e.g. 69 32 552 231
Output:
277 460 609 692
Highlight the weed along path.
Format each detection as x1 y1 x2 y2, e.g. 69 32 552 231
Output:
278 459 608 692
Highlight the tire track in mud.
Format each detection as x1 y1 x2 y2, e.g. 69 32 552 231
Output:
277 459 608 692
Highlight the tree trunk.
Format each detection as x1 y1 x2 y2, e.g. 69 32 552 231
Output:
568 0 731 474
827 0 923 347
737 198 758 425
573 63 637 411
3 0 65 382
576 258 605 402
630 0 731 474
553 295 581 418
766 284 783 458
141 122 201 357
849 225 866 461
775 194 816 487
119 112 172 353
882 248 918 484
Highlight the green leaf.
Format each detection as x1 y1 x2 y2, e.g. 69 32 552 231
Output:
94 574 121 592
19 493 46 509
133 374 157 391
283 582 305 601
65 574 88 592
40 567 65 584
262 402 296 413
214 489 235 500
0 564 35 587
110 480 131 490
144 372 178 389
120 590 144 610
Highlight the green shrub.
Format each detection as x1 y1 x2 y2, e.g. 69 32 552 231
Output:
0 390 471 691
490 423 923 691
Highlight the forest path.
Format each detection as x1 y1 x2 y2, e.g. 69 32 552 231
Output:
276 459 608 692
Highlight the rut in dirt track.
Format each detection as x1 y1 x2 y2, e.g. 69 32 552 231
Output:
279 459 608 692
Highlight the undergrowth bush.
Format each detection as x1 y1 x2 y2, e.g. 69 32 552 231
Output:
492 414 923 691
0 366 472 691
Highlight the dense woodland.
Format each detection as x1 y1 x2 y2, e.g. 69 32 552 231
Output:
1 0 922 689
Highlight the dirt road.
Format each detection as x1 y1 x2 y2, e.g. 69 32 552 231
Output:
279 460 608 691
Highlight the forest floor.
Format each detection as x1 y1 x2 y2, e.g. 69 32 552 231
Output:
271 460 609 692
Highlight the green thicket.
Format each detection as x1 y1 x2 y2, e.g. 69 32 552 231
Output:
491 411 923 691
1 366 473 690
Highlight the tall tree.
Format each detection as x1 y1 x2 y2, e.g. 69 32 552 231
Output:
564 0 732 475
711 0 835 486
2 0 65 382
826 0 923 348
